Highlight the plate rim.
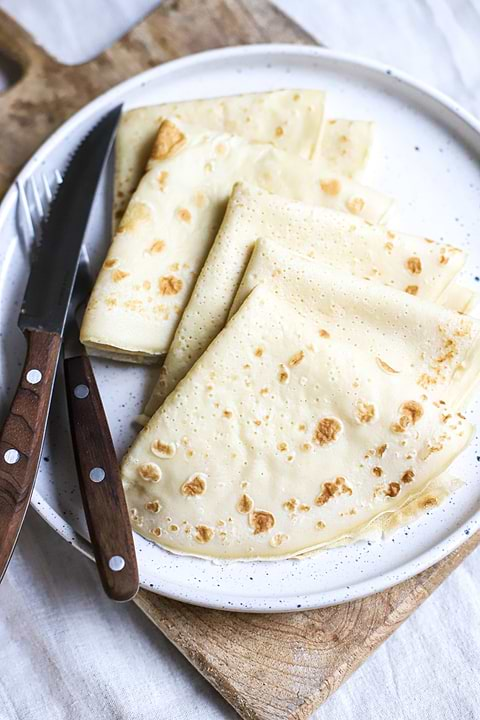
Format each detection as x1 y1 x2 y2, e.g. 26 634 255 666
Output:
2 42 479 612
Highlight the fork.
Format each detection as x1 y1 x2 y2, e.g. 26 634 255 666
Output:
18 173 139 602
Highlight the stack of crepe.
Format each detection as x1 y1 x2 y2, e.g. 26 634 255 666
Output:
80 89 479 560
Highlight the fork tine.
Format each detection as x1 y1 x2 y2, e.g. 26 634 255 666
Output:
30 176 44 219
17 180 35 240
41 173 53 202
55 169 63 185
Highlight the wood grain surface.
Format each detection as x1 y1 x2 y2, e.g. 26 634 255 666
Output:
0 1 478 719
0 329 62 579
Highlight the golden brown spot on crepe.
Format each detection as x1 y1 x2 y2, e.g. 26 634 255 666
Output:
384 241 393 252
170 262 180 272
143 280 151 291
177 208 192 223
270 533 288 547
145 501 161 513
254 347 264 358
315 477 352 506
118 203 151 233
195 525 214 543
372 466 383 477
400 401 424 425
405 285 419 295
151 527 162 537
401 469 415 484
138 463 162 482
288 350 304 367
346 197 365 214
260 387 269 396
299 504 311 512
385 482 401 497
275 126 284 137
159 275 183 296
283 498 298 512
376 357 400 374
105 297 117 307
103 258 117 268
313 417 343 446
277 442 288 452
387 230 396 239
355 400 376 424
169 524 179 533
441 413 452 423
237 494 254 514
149 240 165 254
421 496 438 509
417 372 436 389
249 510 275 535
298 423 306 432
293 93 300 101
406 257 422 274
253 419 262 426
301 442 312 452
158 170 169 190
376 444 387 457
320 179 341 196
439 254 449 265
215 142 227 156
316 521 326 530
424 237 434 244
194 191 206 208
181 474 207 496
204 162 213 174
278 364 290 384
319 329 330 338
223 410 232 419
112 270 129 282
150 440 176 458
151 120 186 160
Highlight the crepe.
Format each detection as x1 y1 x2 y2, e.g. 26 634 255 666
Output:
122 284 474 560
113 89 326 225
228 240 480 409
147 182 466 414
113 92 375 226
317 118 374 180
81 121 393 362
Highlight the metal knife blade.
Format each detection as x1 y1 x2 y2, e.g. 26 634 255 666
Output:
19 105 122 336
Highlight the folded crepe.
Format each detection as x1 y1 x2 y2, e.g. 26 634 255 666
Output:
122 284 474 560
147 182 466 414
113 91 374 225
81 121 392 362
113 89 326 225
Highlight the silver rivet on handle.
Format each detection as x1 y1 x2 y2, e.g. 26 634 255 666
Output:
26 369 42 385
89 467 105 483
3 449 20 465
108 555 125 572
73 384 89 399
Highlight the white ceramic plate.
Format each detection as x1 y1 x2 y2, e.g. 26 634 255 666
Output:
1 45 480 612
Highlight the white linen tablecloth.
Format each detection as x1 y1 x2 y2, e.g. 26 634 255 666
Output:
0 2 479 718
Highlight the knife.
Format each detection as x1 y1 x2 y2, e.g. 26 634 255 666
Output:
0 106 122 581
63 250 139 602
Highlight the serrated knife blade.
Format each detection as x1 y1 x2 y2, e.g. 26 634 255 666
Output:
0 105 122 581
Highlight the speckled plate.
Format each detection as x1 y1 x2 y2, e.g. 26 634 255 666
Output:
1 45 480 612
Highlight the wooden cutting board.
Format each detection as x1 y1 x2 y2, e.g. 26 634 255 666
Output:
0 2 479 718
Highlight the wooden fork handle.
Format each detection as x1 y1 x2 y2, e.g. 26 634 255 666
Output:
0 329 62 580
64 354 139 602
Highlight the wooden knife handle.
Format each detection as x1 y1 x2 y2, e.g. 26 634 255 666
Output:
64 354 139 602
0 329 62 579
